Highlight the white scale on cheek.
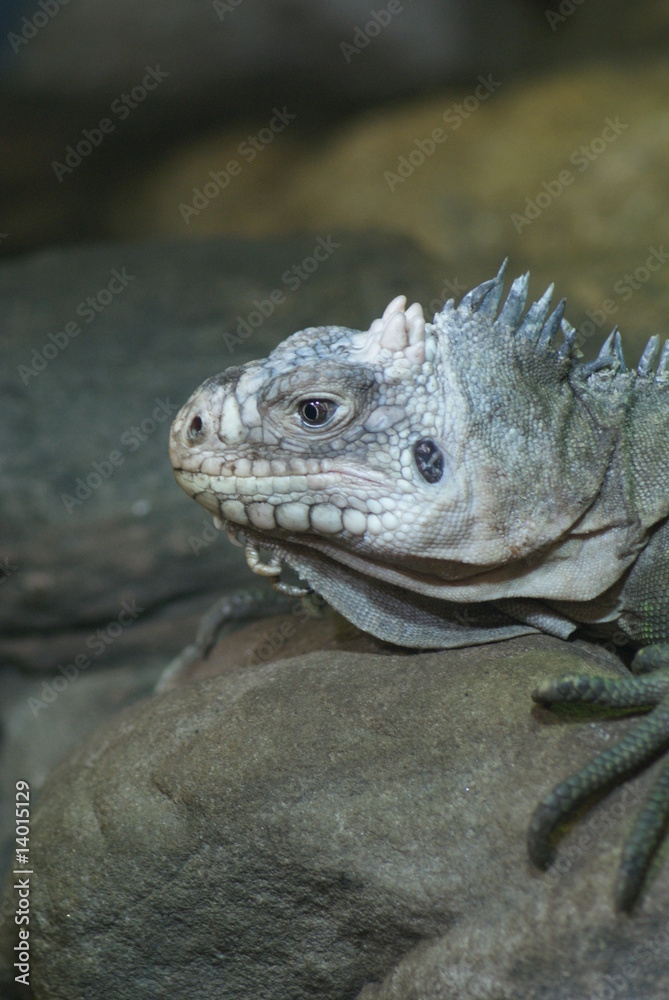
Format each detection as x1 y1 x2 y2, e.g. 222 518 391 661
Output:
272 504 371 537
276 475 308 493
366 514 384 535
252 459 272 477
234 458 252 477
237 477 259 495
209 475 239 494
342 508 367 535
248 503 277 530
200 456 227 475
310 504 343 533
254 478 276 497
381 511 400 530
221 500 249 524
184 471 214 494
275 502 311 531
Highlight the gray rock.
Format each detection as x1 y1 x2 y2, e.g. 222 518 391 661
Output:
1 635 667 998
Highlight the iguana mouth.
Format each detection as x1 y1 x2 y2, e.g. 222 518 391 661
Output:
172 464 397 493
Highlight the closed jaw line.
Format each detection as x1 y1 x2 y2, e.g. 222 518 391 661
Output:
173 468 408 538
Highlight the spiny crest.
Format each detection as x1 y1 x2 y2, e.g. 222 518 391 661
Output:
439 260 669 385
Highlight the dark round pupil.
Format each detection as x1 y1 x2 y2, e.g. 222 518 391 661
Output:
300 400 331 425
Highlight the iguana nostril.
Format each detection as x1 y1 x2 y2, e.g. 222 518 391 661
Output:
187 414 204 440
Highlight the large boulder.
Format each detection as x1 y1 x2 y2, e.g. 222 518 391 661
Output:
1 635 667 999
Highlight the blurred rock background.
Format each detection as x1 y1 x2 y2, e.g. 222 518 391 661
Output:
1 0 669 257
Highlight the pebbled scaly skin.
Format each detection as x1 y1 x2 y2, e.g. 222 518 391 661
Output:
170 260 669 909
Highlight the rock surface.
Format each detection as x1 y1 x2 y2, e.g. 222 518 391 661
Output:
2 635 668 999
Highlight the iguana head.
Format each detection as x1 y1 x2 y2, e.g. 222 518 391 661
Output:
170 262 652 612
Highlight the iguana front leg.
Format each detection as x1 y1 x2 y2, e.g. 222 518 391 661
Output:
528 643 669 910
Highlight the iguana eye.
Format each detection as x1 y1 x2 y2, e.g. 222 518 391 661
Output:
298 399 337 427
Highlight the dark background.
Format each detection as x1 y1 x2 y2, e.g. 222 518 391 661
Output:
1 0 668 258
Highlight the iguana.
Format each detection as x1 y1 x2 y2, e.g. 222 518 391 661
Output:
169 261 669 911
